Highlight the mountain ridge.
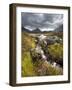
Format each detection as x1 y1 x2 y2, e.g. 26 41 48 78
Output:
22 24 63 33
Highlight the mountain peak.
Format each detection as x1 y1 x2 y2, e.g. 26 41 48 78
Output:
33 28 41 33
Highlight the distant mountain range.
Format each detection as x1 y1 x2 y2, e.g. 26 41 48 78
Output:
22 27 42 33
22 24 63 33
31 28 41 33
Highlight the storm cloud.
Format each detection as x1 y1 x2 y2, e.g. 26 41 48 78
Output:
21 12 63 31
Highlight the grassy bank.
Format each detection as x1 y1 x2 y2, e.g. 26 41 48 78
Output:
21 32 63 77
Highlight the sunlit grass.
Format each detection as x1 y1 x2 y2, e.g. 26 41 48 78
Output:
48 43 63 62
21 32 63 77
22 51 36 77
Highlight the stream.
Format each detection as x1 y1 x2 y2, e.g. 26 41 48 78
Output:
30 34 63 69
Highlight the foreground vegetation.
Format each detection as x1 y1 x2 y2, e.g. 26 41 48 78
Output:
21 32 63 77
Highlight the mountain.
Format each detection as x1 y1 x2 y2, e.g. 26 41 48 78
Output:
22 27 41 33
22 27 54 33
54 24 63 32
32 28 41 33
22 27 31 32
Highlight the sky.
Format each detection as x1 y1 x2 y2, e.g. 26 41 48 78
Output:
21 12 63 31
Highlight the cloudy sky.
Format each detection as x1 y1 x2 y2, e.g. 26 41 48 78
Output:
21 12 63 31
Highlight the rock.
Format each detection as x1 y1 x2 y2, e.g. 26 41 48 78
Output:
52 62 57 67
42 54 47 60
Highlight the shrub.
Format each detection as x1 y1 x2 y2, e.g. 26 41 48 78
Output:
48 43 63 63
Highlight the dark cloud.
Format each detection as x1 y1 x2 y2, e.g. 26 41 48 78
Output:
21 12 63 31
